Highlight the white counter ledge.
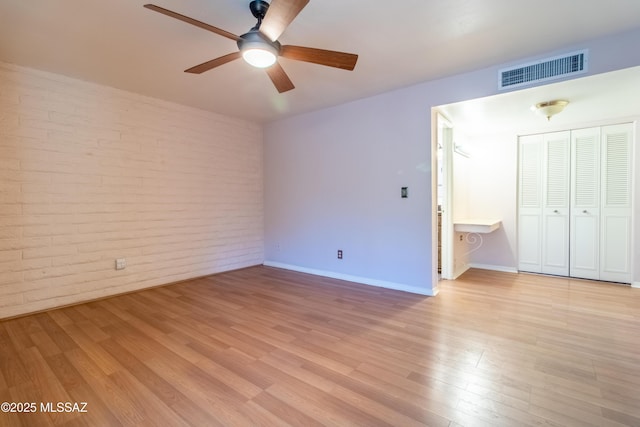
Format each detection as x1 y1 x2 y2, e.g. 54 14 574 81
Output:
453 219 502 234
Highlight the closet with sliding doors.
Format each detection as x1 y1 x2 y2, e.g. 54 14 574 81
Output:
517 123 633 283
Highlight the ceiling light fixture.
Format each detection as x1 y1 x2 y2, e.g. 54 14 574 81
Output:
238 30 280 68
532 100 569 121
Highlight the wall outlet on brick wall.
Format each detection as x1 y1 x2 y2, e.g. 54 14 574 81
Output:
115 258 126 270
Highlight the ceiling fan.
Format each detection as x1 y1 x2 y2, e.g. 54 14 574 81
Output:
143 0 358 93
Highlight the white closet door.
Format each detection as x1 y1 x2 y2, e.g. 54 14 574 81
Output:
542 131 570 276
518 135 543 273
570 127 601 280
519 123 634 283
600 123 633 283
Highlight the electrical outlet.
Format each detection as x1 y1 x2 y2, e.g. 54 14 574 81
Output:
337 250 343 259
115 258 126 270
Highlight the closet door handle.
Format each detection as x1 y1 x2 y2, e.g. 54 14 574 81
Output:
583 210 588 214
553 210 559 213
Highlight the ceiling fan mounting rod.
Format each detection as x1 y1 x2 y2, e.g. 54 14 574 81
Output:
249 0 270 29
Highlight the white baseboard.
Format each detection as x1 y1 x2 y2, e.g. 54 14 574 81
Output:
263 261 435 296
632 282 640 289
452 264 470 280
468 263 519 274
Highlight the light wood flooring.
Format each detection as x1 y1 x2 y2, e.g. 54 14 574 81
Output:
1 266 639 426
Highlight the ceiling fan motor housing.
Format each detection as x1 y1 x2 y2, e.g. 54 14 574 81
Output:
237 30 281 54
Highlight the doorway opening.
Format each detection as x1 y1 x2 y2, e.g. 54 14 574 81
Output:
431 66 640 286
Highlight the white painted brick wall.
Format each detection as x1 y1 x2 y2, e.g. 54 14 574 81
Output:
0 62 264 318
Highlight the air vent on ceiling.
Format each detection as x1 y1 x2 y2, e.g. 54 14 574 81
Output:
499 49 588 90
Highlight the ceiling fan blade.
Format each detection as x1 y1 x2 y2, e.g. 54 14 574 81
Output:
144 4 241 42
185 52 242 74
280 45 358 71
260 0 310 42
265 62 295 93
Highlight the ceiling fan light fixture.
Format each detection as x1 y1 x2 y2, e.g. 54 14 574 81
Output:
532 100 569 121
238 30 280 68
242 46 277 68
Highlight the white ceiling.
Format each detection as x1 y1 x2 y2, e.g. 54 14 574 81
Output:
439 65 640 139
2 0 640 122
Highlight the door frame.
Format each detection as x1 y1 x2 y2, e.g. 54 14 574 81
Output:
433 111 454 281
